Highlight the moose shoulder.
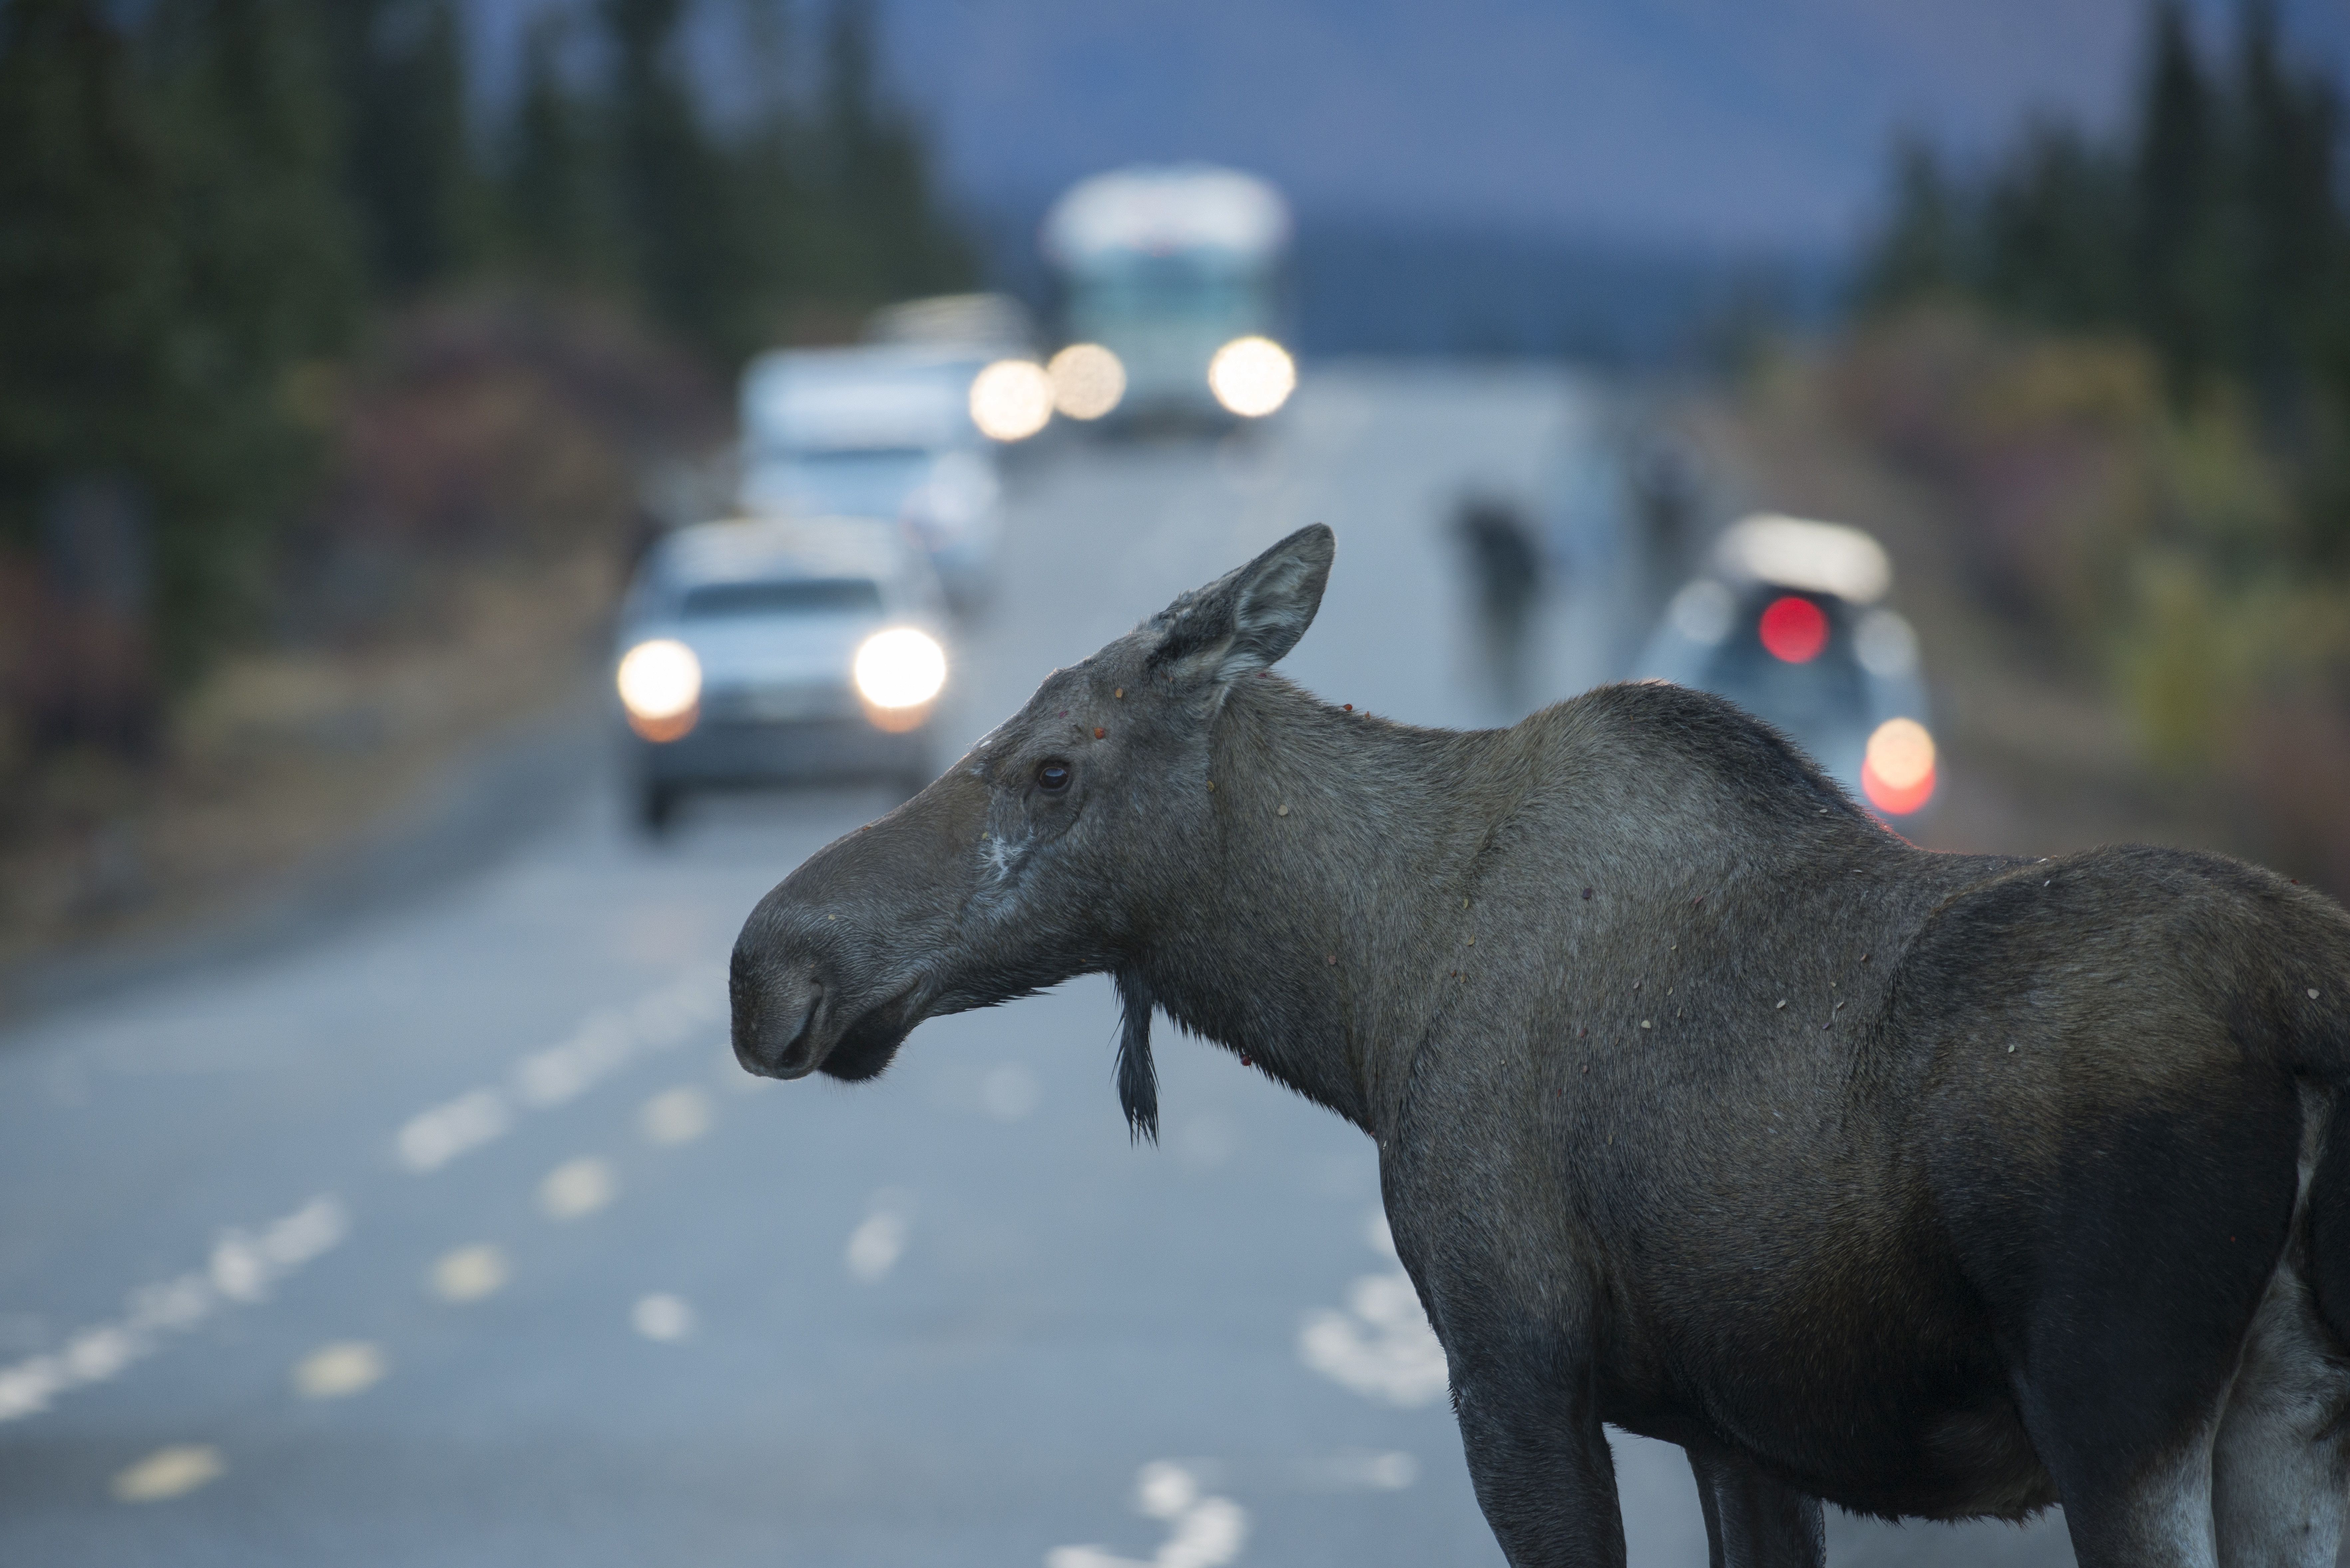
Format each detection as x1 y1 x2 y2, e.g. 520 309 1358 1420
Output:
730 523 2350 1568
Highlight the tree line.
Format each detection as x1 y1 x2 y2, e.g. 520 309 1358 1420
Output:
1859 0 2347 554
0 0 969 724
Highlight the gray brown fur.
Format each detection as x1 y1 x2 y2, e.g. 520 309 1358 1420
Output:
730 525 2350 1568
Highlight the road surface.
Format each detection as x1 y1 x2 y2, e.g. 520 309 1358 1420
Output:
0 364 2078 1565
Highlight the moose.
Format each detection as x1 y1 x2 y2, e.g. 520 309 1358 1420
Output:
730 524 2350 1567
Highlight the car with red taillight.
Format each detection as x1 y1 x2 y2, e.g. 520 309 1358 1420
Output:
1633 513 1938 823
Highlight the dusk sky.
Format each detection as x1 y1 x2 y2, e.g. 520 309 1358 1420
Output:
469 0 2350 256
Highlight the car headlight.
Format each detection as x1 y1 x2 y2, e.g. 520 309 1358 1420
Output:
1861 717 1936 815
1208 336 1296 417
617 639 701 742
1049 343 1126 420
853 628 947 724
969 359 1054 442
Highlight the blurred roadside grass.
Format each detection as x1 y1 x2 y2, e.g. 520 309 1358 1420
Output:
1830 305 2350 891
0 297 716 979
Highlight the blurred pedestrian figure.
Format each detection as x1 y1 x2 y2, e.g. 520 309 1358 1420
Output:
1452 493 1543 710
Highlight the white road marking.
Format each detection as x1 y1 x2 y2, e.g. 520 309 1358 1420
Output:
293 1341 385 1399
641 1085 713 1145
112 1444 226 1503
539 1158 616 1220
1296 1209 1450 1408
394 966 725 1174
11 972 720 1430
0 1195 347 1424
1048 1461 1250 1568
631 1293 695 1342
430 1245 508 1302
846 1190 913 1283
395 1088 512 1174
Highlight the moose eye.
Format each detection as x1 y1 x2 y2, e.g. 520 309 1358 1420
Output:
1036 760 1072 793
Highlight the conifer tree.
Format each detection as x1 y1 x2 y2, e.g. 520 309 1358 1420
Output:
604 0 742 354
505 11 611 285
815 0 968 305
2232 0 2339 419
2132 0 2225 398
1858 138 1965 308
0 0 360 682
143 0 363 666
322 0 489 295
1980 121 2128 330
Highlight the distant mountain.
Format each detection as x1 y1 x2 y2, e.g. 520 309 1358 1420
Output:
875 0 2347 253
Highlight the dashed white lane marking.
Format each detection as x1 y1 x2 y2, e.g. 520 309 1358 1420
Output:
1296 1210 1449 1408
539 1158 616 1220
293 1341 386 1399
845 1189 913 1283
631 1293 695 1342
395 967 725 1174
641 1085 713 1145
0 1195 348 1424
5 968 723 1431
1048 1461 1249 1568
430 1245 508 1303
112 1444 226 1503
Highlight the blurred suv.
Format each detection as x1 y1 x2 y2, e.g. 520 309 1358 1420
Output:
613 517 950 831
736 345 1006 610
1633 513 1938 824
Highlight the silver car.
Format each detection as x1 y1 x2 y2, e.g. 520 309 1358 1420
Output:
1633 513 1938 824
612 517 950 831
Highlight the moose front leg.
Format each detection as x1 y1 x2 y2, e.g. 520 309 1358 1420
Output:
1449 1350 1628 1567
1686 1442 1826 1568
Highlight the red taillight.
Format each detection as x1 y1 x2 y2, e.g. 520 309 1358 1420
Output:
1759 596 1829 663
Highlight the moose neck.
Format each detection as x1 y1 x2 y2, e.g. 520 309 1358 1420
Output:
1137 676 1504 1141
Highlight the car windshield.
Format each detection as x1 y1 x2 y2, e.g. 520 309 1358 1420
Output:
677 578 885 620
757 449 935 517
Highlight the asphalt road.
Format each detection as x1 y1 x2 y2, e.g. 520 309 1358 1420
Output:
0 364 2079 1566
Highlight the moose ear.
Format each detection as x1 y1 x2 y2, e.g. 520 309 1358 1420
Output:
1146 523 1334 690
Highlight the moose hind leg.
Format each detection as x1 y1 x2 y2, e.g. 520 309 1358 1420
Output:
2214 1084 2350 1568
1685 1443 1824 1568
2213 1261 2350 1567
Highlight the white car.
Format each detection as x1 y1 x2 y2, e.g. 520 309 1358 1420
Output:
1634 514 1939 824
612 517 950 831
736 345 1005 608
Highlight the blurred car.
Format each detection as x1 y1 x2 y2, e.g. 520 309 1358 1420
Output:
736 343 1009 609
613 516 950 831
1632 513 1938 824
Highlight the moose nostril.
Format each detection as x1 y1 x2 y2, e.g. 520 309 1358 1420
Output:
731 964 823 1078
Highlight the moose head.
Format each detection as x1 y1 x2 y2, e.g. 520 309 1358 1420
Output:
729 523 1337 1136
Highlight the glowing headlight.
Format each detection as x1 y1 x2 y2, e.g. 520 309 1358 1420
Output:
1208 336 1296 418
854 628 947 712
1861 717 1937 815
969 359 1054 442
617 639 701 741
1048 343 1126 420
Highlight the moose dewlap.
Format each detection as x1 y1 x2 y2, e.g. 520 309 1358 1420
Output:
730 524 2350 1568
